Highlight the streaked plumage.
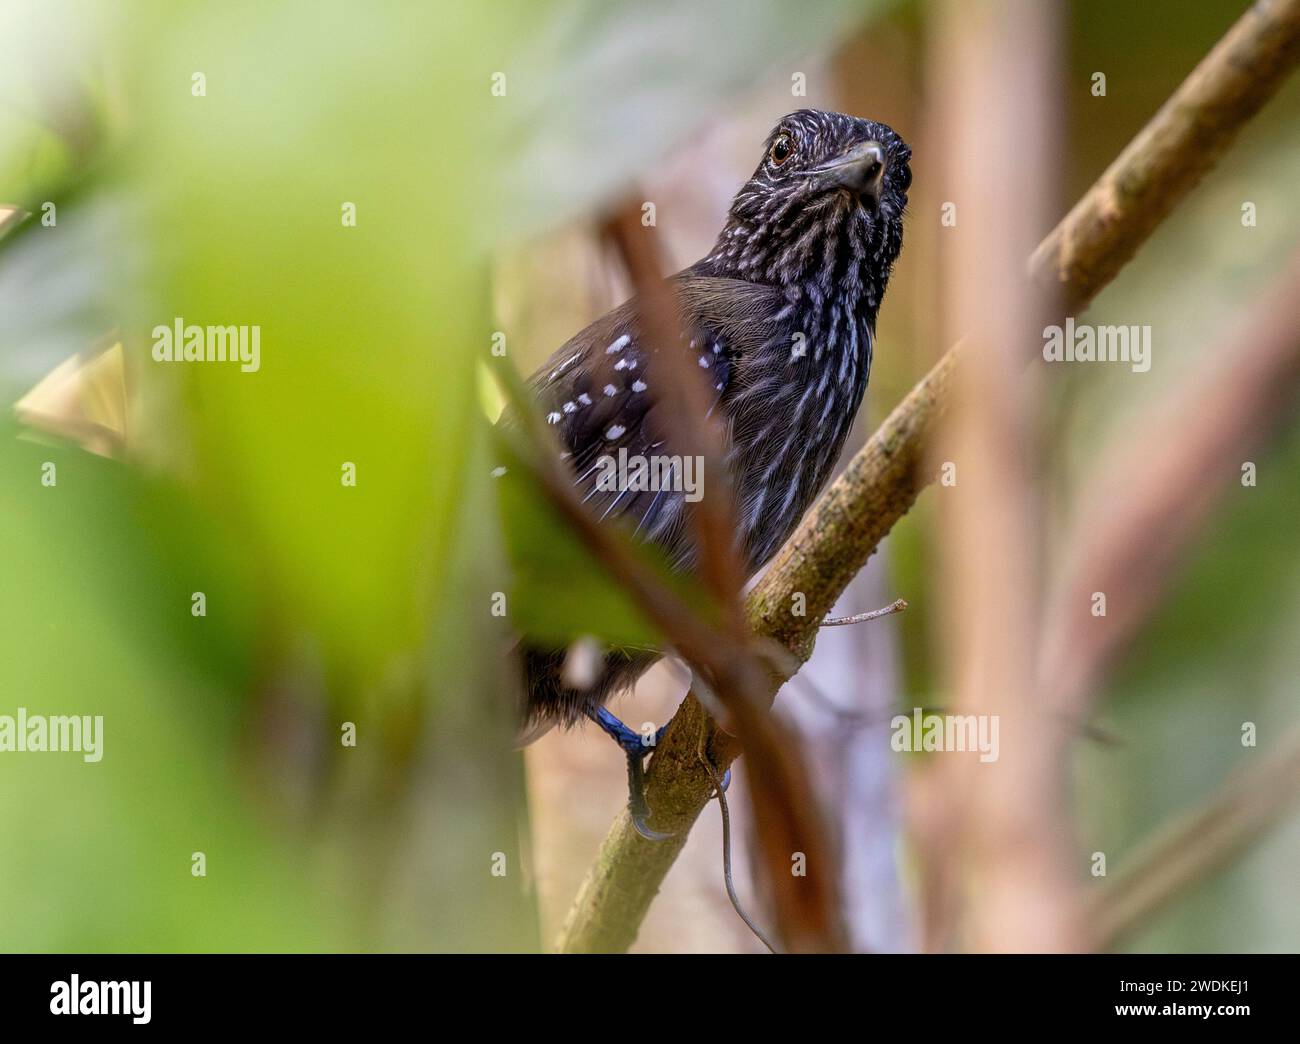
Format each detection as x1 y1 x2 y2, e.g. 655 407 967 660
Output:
519 109 911 737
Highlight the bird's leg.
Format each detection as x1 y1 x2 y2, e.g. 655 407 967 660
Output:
586 707 671 841
588 705 663 753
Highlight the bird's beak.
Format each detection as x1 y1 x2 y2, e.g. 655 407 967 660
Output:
811 141 887 201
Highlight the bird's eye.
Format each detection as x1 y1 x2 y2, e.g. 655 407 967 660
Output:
768 134 794 166
896 164 913 192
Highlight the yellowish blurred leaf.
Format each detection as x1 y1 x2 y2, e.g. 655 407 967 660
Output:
14 341 127 457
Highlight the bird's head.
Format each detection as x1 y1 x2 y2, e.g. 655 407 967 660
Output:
750 110 911 216
706 110 910 294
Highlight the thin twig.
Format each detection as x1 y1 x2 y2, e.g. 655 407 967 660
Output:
822 598 908 627
788 673 884 726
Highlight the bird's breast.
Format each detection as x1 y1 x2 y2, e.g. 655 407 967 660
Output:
724 309 873 571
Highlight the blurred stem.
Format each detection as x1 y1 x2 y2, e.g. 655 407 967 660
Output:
1042 247 1300 721
923 0 1069 953
1088 725 1300 951
557 0 1300 954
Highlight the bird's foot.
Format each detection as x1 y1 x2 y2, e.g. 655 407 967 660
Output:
587 707 671 841
589 706 665 756
623 751 672 842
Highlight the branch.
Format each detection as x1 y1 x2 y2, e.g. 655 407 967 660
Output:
601 205 847 952
555 0 1300 953
1030 0 1300 313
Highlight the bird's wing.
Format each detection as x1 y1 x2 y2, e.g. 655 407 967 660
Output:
527 275 785 560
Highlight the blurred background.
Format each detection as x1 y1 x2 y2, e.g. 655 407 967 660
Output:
0 0 1296 952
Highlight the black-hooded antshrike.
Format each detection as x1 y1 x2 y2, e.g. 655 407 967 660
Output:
511 109 910 839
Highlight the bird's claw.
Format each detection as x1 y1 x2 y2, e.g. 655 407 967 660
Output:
631 815 673 843
625 742 673 841
588 707 674 842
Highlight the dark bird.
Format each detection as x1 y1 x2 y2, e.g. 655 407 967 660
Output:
513 109 910 838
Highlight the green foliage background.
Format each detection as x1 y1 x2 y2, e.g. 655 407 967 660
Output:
0 0 1295 952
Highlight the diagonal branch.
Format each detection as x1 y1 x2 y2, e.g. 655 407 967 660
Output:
555 0 1300 953
601 204 846 952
